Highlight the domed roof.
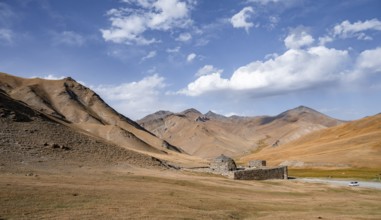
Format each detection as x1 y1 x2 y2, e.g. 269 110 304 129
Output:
214 154 234 163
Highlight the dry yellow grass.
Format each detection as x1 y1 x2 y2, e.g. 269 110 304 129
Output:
240 114 381 169
1 168 381 219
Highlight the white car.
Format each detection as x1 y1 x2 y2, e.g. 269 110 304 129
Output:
348 181 359 186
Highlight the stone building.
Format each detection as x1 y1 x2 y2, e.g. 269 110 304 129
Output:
248 160 266 168
229 166 288 180
210 154 237 173
209 156 288 180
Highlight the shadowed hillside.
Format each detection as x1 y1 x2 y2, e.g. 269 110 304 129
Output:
0 72 205 167
0 88 168 171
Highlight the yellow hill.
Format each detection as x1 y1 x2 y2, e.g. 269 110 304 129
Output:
240 113 381 168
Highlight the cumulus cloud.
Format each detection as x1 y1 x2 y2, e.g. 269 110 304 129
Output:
101 0 193 45
349 47 381 80
187 53 196 62
180 46 349 96
195 65 223 77
179 72 229 96
95 74 165 101
230 7 255 32
284 30 314 49
318 35 333 46
94 74 167 119
52 31 85 46
176 18 381 98
332 18 381 40
179 31 365 97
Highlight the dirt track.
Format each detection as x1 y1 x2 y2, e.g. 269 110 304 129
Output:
293 178 381 190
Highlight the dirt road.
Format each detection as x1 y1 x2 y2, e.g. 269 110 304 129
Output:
293 178 381 190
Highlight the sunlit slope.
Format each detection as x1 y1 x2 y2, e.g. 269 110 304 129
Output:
139 106 343 159
240 113 381 168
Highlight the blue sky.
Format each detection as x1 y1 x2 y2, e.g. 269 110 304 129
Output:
1 0 381 120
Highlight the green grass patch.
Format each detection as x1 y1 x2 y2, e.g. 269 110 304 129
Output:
289 168 381 180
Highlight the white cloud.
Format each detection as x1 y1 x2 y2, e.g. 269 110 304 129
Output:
355 47 381 71
141 50 157 61
318 35 333 46
247 0 301 7
268 16 279 29
0 28 13 44
94 74 167 119
195 65 223 77
176 32 192 42
180 33 353 96
179 24 381 97
41 74 66 80
101 0 193 45
166 46 180 53
187 53 196 62
95 74 165 101
52 31 85 46
349 47 381 80
332 18 381 40
179 72 229 96
247 0 281 4
284 30 314 49
195 38 209 46
230 7 255 32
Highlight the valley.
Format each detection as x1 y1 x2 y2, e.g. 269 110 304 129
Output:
2 168 381 219
1 72 381 219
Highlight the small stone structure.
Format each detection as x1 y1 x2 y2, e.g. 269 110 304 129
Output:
248 160 266 168
210 154 237 173
209 156 287 180
229 166 288 180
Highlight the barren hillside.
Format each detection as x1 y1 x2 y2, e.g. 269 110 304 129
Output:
240 113 381 168
0 72 205 167
139 106 343 158
0 88 168 172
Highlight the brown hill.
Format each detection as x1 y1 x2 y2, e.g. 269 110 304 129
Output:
0 88 168 172
240 113 381 168
138 106 343 159
0 72 204 167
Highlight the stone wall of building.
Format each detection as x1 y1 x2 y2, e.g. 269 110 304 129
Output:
210 161 236 174
229 166 288 180
210 155 237 174
248 160 266 168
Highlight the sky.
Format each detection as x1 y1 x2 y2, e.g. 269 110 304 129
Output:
1 0 381 120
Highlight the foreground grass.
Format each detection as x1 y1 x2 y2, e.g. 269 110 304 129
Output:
289 168 381 180
1 169 381 219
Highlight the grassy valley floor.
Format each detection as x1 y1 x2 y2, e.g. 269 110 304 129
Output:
289 168 381 181
1 168 381 219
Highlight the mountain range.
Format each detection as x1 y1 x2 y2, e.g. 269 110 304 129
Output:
138 106 343 158
1 72 380 169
